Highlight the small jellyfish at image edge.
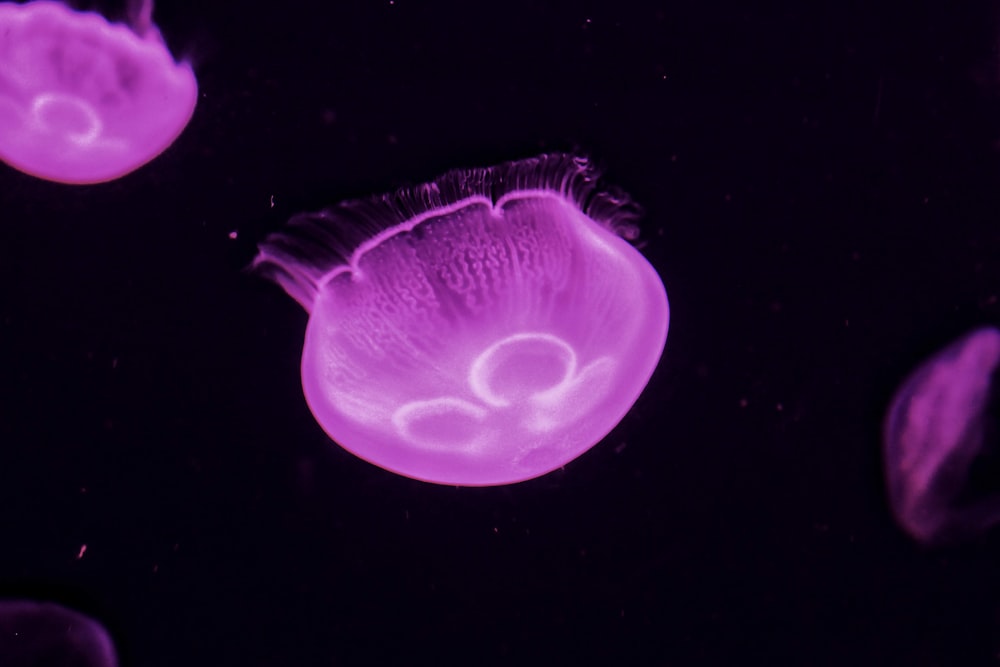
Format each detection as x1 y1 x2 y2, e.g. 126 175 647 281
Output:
0 600 118 667
883 326 1000 545
255 154 670 486
0 0 197 184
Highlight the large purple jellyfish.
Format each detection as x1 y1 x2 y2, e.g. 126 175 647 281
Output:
883 326 1000 544
0 0 197 184
0 600 117 666
255 154 670 486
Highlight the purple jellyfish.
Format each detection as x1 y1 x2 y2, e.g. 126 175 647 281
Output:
0 0 197 184
0 600 117 667
255 154 670 486
883 326 1000 544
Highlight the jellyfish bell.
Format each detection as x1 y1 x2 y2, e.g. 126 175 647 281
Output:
255 154 670 486
883 326 1000 545
0 0 197 184
0 600 118 667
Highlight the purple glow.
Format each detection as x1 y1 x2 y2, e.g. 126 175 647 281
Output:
0 600 117 666
0 1 197 184
255 154 670 486
883 326 1000 544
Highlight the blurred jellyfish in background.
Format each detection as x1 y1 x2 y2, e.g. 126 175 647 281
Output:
255 154 670 486
0 600 117 667
883 326 1000 545
0 0 197 184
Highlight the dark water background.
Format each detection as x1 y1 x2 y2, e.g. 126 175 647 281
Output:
2 0 1000 664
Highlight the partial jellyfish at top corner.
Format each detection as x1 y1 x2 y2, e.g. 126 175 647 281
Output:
883 326 1000 545
0 599 118 667
0 0 197 184
254 154 670 486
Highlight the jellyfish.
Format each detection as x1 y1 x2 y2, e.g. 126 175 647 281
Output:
255 154 670 486
0 0 197 184
0 600 118 667
883 326 1000 544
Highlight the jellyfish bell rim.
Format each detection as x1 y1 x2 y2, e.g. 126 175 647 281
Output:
0 1 196 76
252 153 645 312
